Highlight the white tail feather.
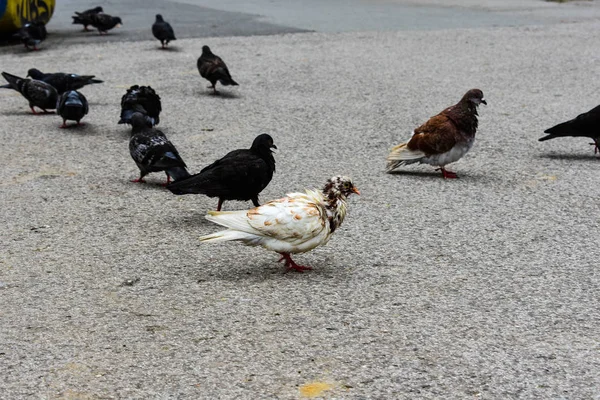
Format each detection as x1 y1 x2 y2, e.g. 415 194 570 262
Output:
199 229 258 243
386 142 425 171
205 210 262 236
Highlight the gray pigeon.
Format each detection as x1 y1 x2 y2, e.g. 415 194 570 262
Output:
13 20 47 51
1 71 58 114
72 6 103 31
129 113 190 185
57 90 88 128
152 14 176 49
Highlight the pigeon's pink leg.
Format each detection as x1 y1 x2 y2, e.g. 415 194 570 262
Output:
590 142 599 154
216 198 224 211
437 167 458 179
278 253 312 272
59 120 68 128
76 121 84 126
161 174 171 187
30 107 38 114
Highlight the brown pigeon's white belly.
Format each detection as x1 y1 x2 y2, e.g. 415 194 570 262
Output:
421 137 474 167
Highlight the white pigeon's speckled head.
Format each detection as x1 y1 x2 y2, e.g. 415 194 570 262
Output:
323 176 360 199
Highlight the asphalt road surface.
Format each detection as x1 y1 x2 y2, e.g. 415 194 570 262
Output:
1 0 599 399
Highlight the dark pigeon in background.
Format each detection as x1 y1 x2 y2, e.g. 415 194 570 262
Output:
129 113 190 185
197 45 239 95
539 105 600 154
57 90 88 128
386 89 487 179
167 133 276 211
90 13 122 35
26 68 103 94
152 14 176 49
1 71 58 114
13 20 47 50
72 6 103 31
119 85 162 126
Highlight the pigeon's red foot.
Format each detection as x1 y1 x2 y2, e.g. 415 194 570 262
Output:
130 178 146 183
437 167 458 179
59 122 68 128
278 253 312 272
77 121 85 126
30 108 38 114
590 142 599 154
160 175 172 187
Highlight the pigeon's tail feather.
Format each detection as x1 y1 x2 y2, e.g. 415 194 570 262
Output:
205 210 262 235
165 167 190 182
219 76 238 86
72 16 85 25
199 229 260 244
542 120 581 139
1 72 23 92
538 134 557 142
386 142 425 172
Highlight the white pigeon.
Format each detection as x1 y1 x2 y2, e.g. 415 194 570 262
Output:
199 176 360 272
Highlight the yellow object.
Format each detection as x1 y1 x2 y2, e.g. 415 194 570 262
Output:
299 381 333 398
0 0 55 33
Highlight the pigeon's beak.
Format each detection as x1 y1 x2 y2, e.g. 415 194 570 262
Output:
481 98 487 105
271 144 277 150
351 187 360 195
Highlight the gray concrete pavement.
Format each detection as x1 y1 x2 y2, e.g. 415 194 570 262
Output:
1 4 600 400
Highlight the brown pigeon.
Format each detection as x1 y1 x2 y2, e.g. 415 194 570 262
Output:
539 105 600 154
386 89 486 179
197 45 238 95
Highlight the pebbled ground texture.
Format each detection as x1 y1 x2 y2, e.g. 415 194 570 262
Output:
1 11 599 400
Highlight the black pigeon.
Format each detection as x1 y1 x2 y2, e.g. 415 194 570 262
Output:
119 85 162 126
129 113 190 185
90 13 122 35
57 90 88 128
25 68 103 94
167 134 276 211
13 20 47 50
1 71 57 114
152 14 176 49
539 105 600 154
72 6 103 31
197 45 238 95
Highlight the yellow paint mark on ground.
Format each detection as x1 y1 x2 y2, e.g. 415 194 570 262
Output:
299 382 333 398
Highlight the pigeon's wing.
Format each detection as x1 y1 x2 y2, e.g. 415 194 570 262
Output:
130 132 186 169
198 55 231 79
245 194 327 243
541 105 600 139
408 114 461 155
41 73 68 93
24 80 57 108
